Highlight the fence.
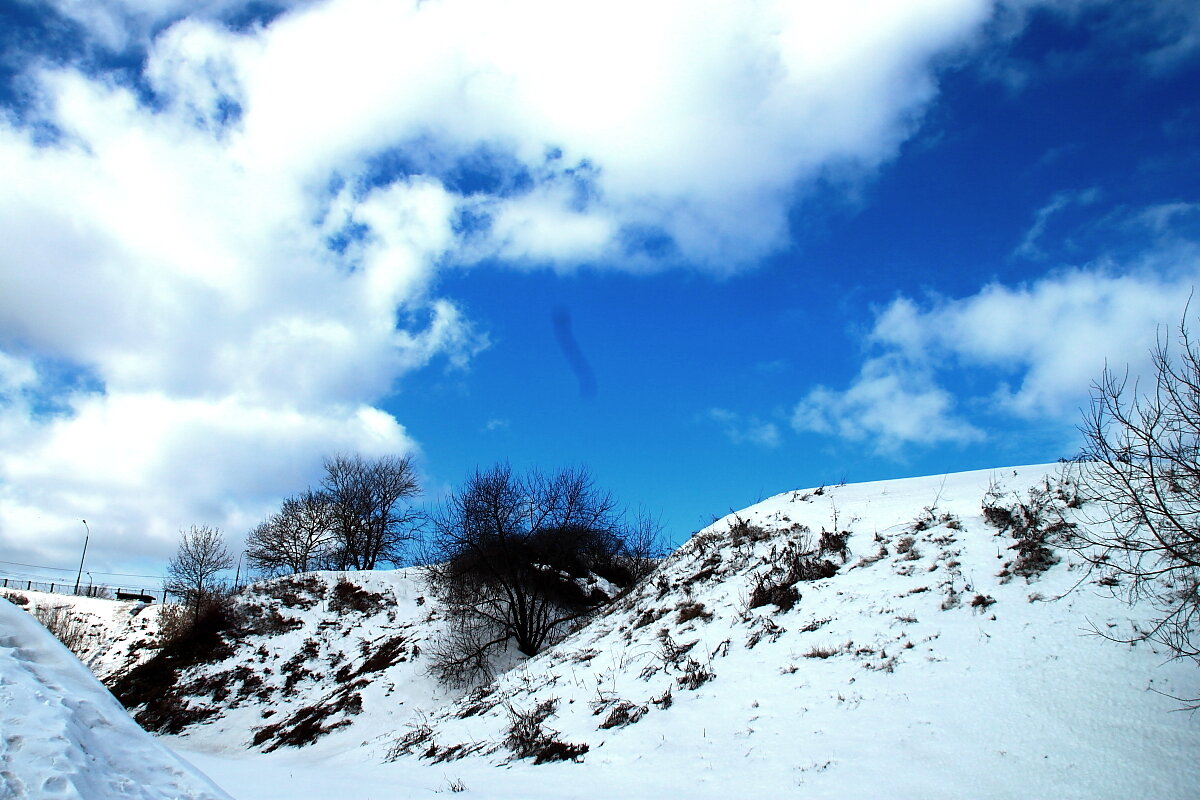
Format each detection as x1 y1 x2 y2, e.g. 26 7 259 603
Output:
0 576 168 603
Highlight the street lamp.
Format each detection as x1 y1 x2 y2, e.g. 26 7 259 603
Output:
73 519 90 595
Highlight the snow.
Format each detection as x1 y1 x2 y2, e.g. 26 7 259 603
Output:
0 589 168 681
7 464 1200 799
0 597 232 800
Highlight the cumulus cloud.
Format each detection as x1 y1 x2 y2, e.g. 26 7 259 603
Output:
184 0 998 271
0 44 485 569
792 358 984 453
795 232 1200 453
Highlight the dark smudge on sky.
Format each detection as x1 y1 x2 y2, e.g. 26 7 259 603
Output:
551 305 597 398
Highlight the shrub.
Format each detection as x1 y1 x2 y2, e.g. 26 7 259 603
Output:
423 464 657 684
676 657 714 690
388 716 434 759
748 538 838 614
33 604 91 656
748 574 800 613
328 577 386 615
817 529 851 561
156 602 193 646
262 574 325 609
598 700 647 729
970 594 996 611
241 603 303 635
675 601 713 624
804 644 839 659
727 516 774 546
984 478 1071 583
633 606 668 629
504 699 589 763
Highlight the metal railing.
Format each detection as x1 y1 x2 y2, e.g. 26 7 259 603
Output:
0 576 167 603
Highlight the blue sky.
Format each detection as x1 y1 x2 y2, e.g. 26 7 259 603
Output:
1 0 1198 581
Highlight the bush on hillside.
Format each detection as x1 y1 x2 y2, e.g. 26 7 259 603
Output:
32 604 91 657
422 463 662 686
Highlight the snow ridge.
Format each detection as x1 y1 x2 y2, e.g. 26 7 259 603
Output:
0 597 232 800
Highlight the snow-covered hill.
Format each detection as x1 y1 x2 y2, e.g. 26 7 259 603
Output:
341 463 1197 799
8 464 1200 799
0 596 232 800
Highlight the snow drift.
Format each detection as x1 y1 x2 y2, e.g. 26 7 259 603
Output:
0 596 232 800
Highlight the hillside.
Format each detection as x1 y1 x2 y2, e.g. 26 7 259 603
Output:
105 569 463 752
344 463 1198 799
7 463 1200 799
0 589 169 682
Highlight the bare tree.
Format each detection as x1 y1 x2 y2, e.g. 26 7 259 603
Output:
165 525 235 623
323 454 422 570
423 464 659 685
1070 315 1200 676
245 489 335 576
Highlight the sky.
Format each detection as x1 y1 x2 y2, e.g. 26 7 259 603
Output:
1 0 1198 585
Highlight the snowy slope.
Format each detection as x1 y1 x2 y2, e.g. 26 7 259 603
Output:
113 570 460 755
25 463 1194 799
0 596 233 800
0 588 168 681
179 464 1200 800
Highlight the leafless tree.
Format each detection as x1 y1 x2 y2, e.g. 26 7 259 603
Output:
1069 315 1200 676
164 525 235 623
245 489 335 576
322 453 423 570
423 464 660 685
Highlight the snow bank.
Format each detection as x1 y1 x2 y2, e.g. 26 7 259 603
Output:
0 598 233 800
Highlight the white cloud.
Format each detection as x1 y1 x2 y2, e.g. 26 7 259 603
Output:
1014 188 1101 260
792 358 984 452
0 389 416 570
0 45 484 569
707 408 781 449
796 239 1200 453
0 0 1067 568
870 261 1200 418
212 0 995 270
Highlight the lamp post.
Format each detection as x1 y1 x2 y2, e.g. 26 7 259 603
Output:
73 519 90 596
